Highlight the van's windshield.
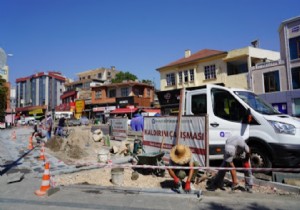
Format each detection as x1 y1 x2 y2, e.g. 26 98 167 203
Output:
234 91 281 115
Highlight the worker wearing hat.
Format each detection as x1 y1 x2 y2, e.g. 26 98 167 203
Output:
168 144 199 193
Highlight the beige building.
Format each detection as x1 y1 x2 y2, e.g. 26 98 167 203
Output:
157 47 280 92
156 46 280 115
76 66 119 83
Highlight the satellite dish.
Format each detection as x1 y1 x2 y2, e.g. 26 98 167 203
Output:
0 48 7 69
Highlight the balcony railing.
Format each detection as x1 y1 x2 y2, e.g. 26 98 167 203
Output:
251 60 285 70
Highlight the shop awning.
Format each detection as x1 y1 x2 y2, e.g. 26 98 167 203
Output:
110 108 139 114
142 109 161 114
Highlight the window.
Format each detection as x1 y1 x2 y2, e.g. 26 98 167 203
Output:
292 67 300 89
178 71 183 84
166 73 175 86
98 73 102 79
289 36 300 60
191 94 207 115
204 65 216 80
95 90 102 99
184 70 188 82
227 62 248 75
212 88 247 122
121 87 129 97
147 88 150 97
108 89 116 98
88 75 91 79
264 71 280 92
189 69 194 81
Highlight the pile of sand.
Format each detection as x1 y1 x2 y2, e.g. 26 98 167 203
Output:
45 126 103 164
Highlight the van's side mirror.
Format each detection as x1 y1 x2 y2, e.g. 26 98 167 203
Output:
247 108 252 124
242 108 252 124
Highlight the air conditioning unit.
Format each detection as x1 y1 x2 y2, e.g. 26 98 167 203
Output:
139 95 143 98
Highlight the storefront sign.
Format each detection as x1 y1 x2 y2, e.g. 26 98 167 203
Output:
75 100 85 113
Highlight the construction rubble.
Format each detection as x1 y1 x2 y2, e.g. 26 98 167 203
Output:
43 126 297 195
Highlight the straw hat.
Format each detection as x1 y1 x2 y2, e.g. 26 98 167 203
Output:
170 144 192 165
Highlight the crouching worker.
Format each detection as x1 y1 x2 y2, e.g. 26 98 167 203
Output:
207 135 253 192
34 124 47 144
168 144 199 193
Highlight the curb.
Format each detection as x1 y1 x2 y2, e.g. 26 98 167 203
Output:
230 172 300 194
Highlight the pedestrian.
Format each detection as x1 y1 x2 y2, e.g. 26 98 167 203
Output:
167 144 199 193
56 116 65 136
46 113 53 140
207 135 253 193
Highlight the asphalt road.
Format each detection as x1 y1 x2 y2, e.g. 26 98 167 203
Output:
0 126 299 210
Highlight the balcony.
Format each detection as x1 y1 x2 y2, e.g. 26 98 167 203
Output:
251 60 285 70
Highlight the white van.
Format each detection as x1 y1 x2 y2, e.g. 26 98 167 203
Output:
55 111 73 120
184 84 300 168
18 116 36 125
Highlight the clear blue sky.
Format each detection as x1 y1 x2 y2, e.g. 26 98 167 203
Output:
1 0 300 89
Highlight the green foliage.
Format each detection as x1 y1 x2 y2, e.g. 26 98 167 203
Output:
141 79 153 85
111 71 138 83
0 75 8 122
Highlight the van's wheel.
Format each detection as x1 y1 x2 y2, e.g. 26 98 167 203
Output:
250 146 272 171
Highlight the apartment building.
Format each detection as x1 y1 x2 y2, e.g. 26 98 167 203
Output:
91 81 155 123
58 66 120 114
77 66 119 82
252 16 300 116
15 71 66 116
156 47 279 115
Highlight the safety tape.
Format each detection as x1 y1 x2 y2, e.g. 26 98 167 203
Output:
76 162 300 172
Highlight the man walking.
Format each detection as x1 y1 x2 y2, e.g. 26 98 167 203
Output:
207 135 253 192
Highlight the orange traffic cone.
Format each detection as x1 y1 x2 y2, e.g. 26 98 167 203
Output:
11 131 16 140
35 162 51 196
39 143 46 161
28 136 33 150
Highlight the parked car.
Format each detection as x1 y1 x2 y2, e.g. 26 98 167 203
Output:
66 118 81 126
80 116 89 125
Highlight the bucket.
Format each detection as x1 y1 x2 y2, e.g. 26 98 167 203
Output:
133 139 142 154
97 150 109 163
111 168 124 186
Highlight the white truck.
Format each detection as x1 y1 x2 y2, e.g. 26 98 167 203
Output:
184 84 300 168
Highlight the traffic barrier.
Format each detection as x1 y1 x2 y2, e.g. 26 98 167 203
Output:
35 162 51 196
39 143 46 161
11 131 16 140
27 136 33 150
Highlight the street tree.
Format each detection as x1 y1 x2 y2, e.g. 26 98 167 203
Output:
0 75 8 122
141 79 153 85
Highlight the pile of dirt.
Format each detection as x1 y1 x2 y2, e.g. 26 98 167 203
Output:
45 126 104 164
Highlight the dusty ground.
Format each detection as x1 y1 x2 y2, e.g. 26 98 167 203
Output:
44 126 298 196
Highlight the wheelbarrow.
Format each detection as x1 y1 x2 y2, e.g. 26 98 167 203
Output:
134 151 166 177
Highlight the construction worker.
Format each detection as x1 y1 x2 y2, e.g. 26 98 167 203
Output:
207 135 253 193
55 116 66 136
168 144 199 193
46 113 53 140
